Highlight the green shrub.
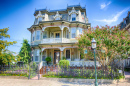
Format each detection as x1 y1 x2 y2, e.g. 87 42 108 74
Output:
63 56 66 60
59 60 70 68
45 57 51 62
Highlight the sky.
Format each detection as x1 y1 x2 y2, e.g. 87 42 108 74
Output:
0 0 130 54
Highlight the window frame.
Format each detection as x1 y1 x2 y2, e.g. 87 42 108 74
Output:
43 31 47 39
36 30 41 40
71 28 76 38
32 31 35 41
71 13 76 21
42 51 46 61
35 49 39 62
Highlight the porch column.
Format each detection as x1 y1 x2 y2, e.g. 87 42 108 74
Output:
60 51 63 60
61 30 63 42
40 50 42 62
51 49 53 64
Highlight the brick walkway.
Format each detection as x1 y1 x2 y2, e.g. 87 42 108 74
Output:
0 78 130 86
31 74 42 80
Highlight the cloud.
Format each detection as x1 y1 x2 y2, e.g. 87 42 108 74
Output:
100 1 111 9
96 8 130 24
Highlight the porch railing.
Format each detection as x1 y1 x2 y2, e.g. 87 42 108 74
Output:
69 61 100 67
42 38 77 43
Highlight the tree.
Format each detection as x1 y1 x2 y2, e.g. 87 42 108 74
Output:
19 39 31 64
77 25 130 67
0 28 17 65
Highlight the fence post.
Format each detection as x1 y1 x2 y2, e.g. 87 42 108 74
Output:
111 63 113 80
38 65 40 80
122 63 124 77
28 63 30 80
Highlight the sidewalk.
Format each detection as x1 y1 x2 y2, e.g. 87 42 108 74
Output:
31 74 42 80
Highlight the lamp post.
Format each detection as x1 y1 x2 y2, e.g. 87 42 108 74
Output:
91 38 98 86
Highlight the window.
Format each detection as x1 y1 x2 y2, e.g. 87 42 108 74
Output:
35 18 38 24
56 33 60 38
32 32 35 41
36 31 40 40
35 56 38 61
79 28 82 35
35 49 39 62
56 17 60 20
39 17 42 22
81 12 84 15
71 14 76 21
66 30 69 38
43 31 47 39
71 28 76 38
42 51 46 61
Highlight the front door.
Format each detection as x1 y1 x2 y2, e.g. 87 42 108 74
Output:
54 50 60 64
66 50 70 59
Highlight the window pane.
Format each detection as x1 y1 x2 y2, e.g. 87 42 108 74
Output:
72 14 76 21
42 56 46 61
43 31 47 39
37 50 39 56
32 32 35 41
35 18 38 24
36 31 40 40
79 28 82 34
42 51 46 61
72 18 76 21
35 56 38 61
39 17 42 22
56 17 60 20
56 33 60 38
71 28 76 38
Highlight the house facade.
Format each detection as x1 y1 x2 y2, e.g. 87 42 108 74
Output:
118 11 130 67
118 11 130 33
27 5 93 67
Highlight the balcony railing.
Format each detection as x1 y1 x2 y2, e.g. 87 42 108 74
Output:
41 38 77 44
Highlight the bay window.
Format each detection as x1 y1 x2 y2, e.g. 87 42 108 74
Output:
71 28 76 38
36 31 40 40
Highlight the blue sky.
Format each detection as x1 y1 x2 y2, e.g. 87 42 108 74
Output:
0 0 130 54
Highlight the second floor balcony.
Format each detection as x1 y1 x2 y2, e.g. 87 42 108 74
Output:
31 26 79 45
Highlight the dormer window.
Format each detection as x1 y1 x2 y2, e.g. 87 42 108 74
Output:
56 17 60 20
54 11 62 20
71 14 76 21
35 11 45 24
69 7 78 21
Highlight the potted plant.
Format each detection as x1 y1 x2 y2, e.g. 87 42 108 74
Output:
45 57 51 65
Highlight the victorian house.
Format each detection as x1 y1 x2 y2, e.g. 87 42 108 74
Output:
27 5 91 67
119 11 130 33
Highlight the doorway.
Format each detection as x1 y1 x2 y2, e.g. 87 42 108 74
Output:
54 50 60 64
